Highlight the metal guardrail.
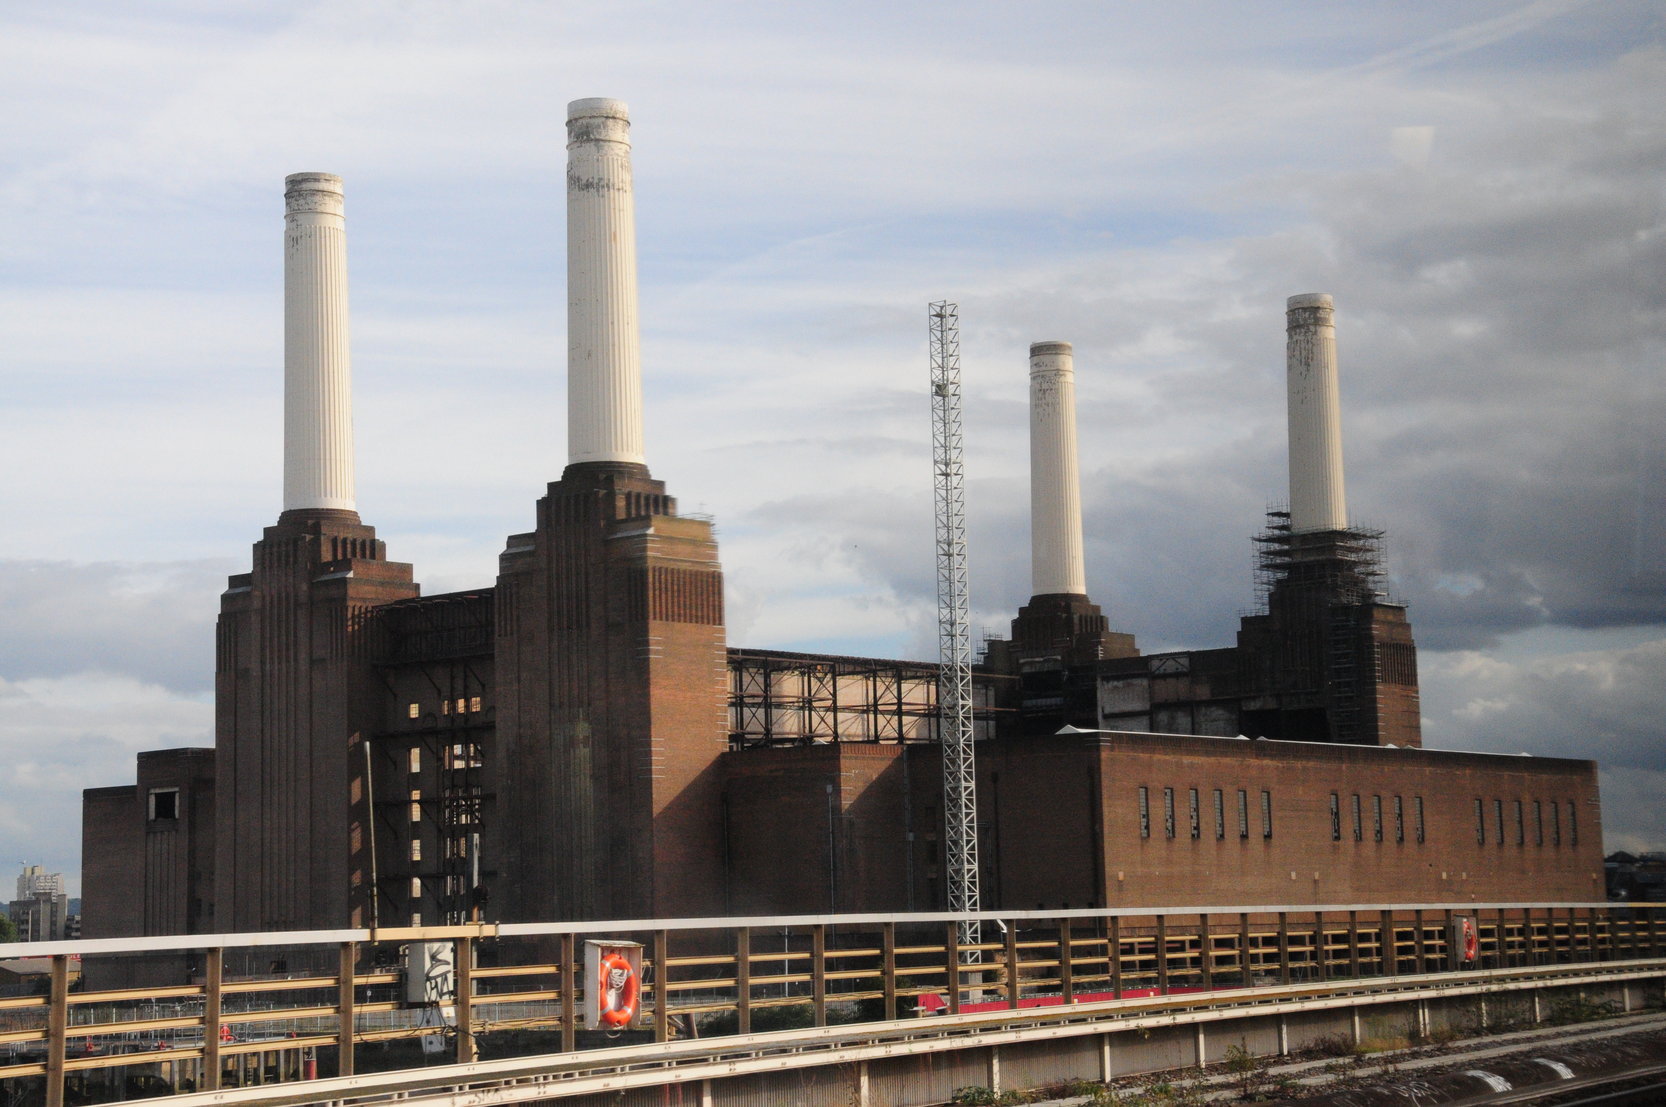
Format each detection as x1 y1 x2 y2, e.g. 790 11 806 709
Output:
0 902 1660 1107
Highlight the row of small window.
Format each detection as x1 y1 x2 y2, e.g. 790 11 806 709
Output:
1472 797 1577 848
1139 786 1272 840
406 697 483 719
405 744 485 774
1329 793 1426 844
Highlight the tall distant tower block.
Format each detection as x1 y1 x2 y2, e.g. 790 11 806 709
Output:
1006 342 1135 690
215 174 417 932
567 98 646 467
491 99 728 923
1286 293 1347 533
283 173 356 515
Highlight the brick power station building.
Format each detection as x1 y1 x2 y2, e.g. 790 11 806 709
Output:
82 100 1603 942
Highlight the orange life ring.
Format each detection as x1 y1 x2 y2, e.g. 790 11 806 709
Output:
598 953 639 1028
1461 918 1478 963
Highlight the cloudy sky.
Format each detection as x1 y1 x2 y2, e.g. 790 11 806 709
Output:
2 1 1662 896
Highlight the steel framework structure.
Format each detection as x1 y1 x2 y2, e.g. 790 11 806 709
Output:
929 301 981 943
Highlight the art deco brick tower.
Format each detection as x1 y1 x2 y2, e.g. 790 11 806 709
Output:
1236 294 1421 747
491 100 728 922
215 173 417 932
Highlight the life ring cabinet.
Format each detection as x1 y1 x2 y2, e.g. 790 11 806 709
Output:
584 939 645 1032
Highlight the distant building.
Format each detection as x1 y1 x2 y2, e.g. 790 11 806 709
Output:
8 866 71 943
1606 851 1666 901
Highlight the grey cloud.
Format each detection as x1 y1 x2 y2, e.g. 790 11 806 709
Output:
0 560 229 693
1422 637 1666 852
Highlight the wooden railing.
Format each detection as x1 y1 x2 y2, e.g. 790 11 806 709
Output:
1 902 1660 1106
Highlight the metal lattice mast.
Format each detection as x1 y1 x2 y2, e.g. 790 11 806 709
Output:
929 301 981 949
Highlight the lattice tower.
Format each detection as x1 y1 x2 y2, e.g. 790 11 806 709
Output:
929 301 981 950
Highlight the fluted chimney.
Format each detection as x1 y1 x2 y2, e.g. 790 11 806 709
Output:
1286 293 1346 533
1002 340 1137 676
567 97 646 468
1029 341 1087 597
282 172 356 515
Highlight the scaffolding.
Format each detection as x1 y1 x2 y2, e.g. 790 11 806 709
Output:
1252 510 1390 608
1251 511 1395 744
727 649 942 747
369 592 494 925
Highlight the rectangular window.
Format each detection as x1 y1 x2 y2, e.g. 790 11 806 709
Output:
1330 793 1341 841
1514 800 1525 845
1163 788 1176 839
1352 794 1363 842
1373 795 1384 842
1415 797 1426 844
1569 801 1578 847
1213 789 1225 840
410 838 421 862
1475 799 1486 844
441 699 450 716
1237 790 1250 839
1534 800 1544 845
1394 795 1405 843
147 788 180 821
1494 799 1505 848
1188 788 1201 839
1552 801 1561 845
469 695 482 713
1138 787 1150 839
407 702 420 719
1261 790 1273 839
409 789 422 823
408 748 421 774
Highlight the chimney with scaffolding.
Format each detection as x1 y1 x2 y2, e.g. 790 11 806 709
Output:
1234 295 1422 747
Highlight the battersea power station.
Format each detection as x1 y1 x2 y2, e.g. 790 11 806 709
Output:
83 98 1603 942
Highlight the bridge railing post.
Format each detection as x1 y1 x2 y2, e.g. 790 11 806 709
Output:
736 927 752 1035
203 947 223 1090
1155 914 1169 995
1059 918 1074 1003
813 925 828 1026
560 933 576 1054
1348 910 1360 980
337 941 356 1077
1198 913 1212 992
1003 923 1020 1010
653 930 670 1042
454 936 475 1065
882 922 897 1021
1110 915 1124 998
1276 912 1291 986
1238 912 1251 987
945 922 961 1015
45 954 67 1107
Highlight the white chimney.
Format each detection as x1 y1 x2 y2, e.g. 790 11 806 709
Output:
1286 293 1347 533
567 97 646 467
282 172 356 514
1029 341 1088 597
